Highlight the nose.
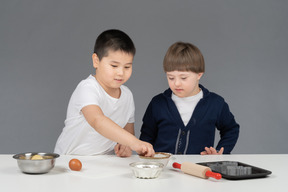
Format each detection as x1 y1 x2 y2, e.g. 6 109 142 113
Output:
117 67 124 76
174 78 181 87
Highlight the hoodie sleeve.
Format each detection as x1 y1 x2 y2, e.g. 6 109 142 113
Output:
215 101 240 154
139 100 158 145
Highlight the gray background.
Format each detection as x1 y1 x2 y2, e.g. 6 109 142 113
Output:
1 0 287 154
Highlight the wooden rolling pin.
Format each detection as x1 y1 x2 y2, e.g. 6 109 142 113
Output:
173 162 222 180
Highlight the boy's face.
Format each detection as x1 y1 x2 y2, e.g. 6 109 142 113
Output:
166 71 203 98
92 50 133 94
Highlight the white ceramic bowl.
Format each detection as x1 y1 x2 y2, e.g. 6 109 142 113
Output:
130 162 164 179
139 152 172 167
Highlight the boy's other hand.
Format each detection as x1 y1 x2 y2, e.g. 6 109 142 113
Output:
114 144 132 157
200 147 224 155
131 141 155 157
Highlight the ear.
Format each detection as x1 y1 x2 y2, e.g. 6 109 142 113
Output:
92 53 99 69
197 72 204 80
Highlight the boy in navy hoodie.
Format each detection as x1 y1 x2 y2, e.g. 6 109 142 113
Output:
140 42 239 155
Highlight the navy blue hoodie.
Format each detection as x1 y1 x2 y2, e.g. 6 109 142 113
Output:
140 84 239 154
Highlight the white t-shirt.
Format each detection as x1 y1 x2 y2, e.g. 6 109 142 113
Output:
54 75 135 155
172 90 203 126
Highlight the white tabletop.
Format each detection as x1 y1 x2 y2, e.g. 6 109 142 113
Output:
1 154 287 192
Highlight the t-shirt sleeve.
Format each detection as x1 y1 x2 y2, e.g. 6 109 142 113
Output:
74 81 101 113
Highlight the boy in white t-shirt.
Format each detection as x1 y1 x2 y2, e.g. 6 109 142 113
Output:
54 29 155 157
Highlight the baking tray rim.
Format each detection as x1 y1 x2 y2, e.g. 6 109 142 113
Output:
197 161 272 180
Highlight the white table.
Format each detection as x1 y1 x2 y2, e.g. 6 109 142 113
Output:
1 154 286 192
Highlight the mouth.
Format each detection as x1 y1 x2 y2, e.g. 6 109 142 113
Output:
115 78 123 83
175 88 183 92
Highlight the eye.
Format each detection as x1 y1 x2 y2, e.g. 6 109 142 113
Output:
124 66 131 69
111 65 118 68
181 77 187 80
168 77 174 80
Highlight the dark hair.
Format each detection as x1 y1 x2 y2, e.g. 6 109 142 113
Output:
163 42 205 73
94 29 136 60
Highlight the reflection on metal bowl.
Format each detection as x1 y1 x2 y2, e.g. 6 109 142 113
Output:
130 162 164 179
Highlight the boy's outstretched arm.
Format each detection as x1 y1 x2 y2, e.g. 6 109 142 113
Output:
114 123 134 157
81 105 155 157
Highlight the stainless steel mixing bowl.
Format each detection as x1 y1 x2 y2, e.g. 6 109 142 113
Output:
13 152 60 174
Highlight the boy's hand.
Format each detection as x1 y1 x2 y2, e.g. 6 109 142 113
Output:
200 147 224 155
131 141 155 157
114 144 132 157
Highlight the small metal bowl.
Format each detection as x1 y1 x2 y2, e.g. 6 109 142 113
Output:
130 162 164 179
139 152 172 168
13 152 60 174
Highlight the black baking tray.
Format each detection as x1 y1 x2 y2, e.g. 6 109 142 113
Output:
197 161 272 180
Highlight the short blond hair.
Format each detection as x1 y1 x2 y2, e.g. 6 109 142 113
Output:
163 42 205 73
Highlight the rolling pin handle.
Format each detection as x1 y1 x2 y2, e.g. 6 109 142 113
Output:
173 162 182 169
205 170 222 180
